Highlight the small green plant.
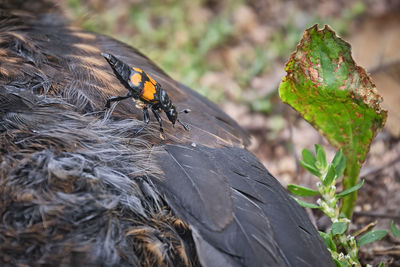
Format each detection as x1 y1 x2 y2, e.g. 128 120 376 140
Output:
288 145 388 266
279 25 387 219
278 24 390 266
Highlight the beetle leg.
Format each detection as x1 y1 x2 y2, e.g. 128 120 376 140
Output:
134 105 150 135
104 93 132 110
177 119 190 131
151 107 163 133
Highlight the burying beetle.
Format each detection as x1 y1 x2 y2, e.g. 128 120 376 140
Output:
102 52 189 135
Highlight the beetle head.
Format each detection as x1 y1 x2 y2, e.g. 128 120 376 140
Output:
166 105 178 125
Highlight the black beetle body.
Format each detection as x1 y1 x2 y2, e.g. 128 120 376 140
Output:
102 52 188 134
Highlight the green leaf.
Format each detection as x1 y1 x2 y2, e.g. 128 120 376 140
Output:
293 198 321 209
299 160 321 177
332 150 346 178
336 179 364 198
323 165 336 187
333 259 343 267
319 231 337 251
378 262 385 267
358 230 388 246
391 221 400 238
331 221 347 235
333 259 349 267
302 148 317 166
315 144 327 169
287 184 319 197
337 259 351 267
278 24 387 218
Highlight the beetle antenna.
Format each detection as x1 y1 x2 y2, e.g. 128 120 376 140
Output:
177 119 190 131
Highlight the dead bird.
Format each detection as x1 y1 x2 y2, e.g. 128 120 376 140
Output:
0 1 334 266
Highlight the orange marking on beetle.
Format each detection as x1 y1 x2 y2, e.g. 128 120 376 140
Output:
141 81 157 101
132 67 143 73
130 73 142 86
148 74 157 85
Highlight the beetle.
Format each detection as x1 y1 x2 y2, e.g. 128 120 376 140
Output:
102 52 189 135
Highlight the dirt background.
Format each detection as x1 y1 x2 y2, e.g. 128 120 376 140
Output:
61 0 400 265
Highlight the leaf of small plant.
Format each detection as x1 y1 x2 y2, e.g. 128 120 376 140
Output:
336 179 364 199
331 221 347 235
378 262 385 267
323 165 336 187
288 184 319 197
319 231 337 252
391 221 400 238
279 24 387 218
315 144 327 170
333 259 344 267
302 148 317 167
299 160 321 177
293 198 321 209
358 230 388 246
331 150 346 179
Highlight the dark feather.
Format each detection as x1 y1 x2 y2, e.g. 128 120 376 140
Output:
153 144 234 232
156 145 333 266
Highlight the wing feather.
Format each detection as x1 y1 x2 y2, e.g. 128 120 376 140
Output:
155 144 334 267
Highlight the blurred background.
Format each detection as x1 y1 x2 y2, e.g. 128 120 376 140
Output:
60 0 400 264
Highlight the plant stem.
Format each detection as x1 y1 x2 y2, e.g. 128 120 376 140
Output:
341 156 361 219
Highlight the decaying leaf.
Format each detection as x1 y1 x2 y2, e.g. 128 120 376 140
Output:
279 24 387 217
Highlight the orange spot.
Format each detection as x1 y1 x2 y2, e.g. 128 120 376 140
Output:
147 74 157 85
130 73 142 86
132 67 143 73
141 81 156 101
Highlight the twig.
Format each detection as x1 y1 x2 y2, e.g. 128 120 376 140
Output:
352 221 377 237
373 246 400 256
